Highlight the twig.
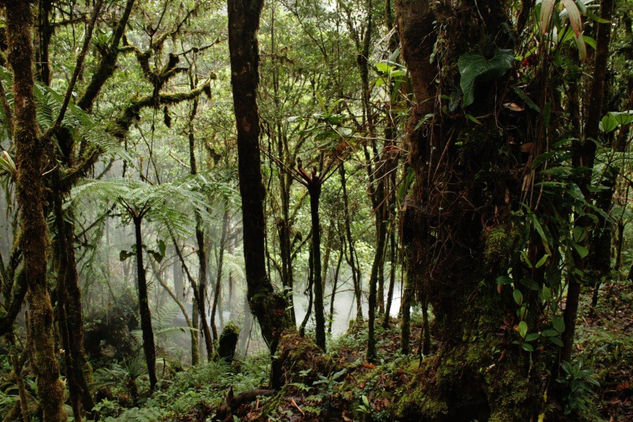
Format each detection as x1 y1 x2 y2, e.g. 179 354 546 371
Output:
290 397 305 416
52 0 104 131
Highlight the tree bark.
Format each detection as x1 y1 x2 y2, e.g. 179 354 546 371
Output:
395 1 542 419
211 206 230 340
53 204 94 419
339 163 363 321
3 1 67 420
132 215 157 391
227 0 294 387
328 249 343 334
563 0 615 363
188 96 214 362
308 178 326 351
367 200 387 362
77 0 136 111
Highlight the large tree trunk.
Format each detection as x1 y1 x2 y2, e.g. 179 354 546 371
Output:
4 2 67 420
395 1 542 419
227 0 294 387
53 205 94 420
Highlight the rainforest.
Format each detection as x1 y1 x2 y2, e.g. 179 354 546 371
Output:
0 0 632 421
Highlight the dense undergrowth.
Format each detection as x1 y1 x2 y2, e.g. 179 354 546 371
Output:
2 284 629 422
97 283 632 421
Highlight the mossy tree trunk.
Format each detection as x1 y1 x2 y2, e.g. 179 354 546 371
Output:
53 202 94 420
227 0 294 387
395 1 548 419
3 1 67 420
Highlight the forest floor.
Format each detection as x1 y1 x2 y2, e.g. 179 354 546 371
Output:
574 281 633 421
93 283 633 422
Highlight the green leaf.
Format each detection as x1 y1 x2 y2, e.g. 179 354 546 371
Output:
376 62 393 73
541 286 552 301
535 254 549 268
148 250 163 263
573 243 589 259
586 11 609 23
513 289 524 305
599 110 633 133
496 275 512 285
574 33 587 61
519 321 528 338
458 48 514 107
582 35 596 49
362 395 370 407
550 336 564 347
513 87 541 112
525 333 539 342
542 329 558 337
530 211 552 255
465 113 482 125
522 342 534 352
553 316 565 333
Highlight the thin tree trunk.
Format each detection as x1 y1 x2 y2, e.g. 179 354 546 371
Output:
132 215 157 391
367 206 387 362
4 2 66 419
36 0 53 86
400 258 414 355
191 301 200 365
589 18 633 311
170 236 213 364
563 0 614 363
172 256 184 302
383 226 397 328
421 295 430 356
150 261 196 362
187 94 213 362
328 249 343 334
308 179 326 350
269 6 297 324
300 248 314 337
339 164 362 321
211 207 230 340
9 336 30 422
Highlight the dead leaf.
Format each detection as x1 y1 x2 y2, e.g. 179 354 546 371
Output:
503 102 525 112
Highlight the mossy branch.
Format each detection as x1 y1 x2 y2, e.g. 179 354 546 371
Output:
109 80 212 139
60 81 212 189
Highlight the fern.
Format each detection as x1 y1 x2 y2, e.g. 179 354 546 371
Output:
69 176 228 237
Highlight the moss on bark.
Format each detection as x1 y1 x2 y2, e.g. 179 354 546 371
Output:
4 2 67 420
